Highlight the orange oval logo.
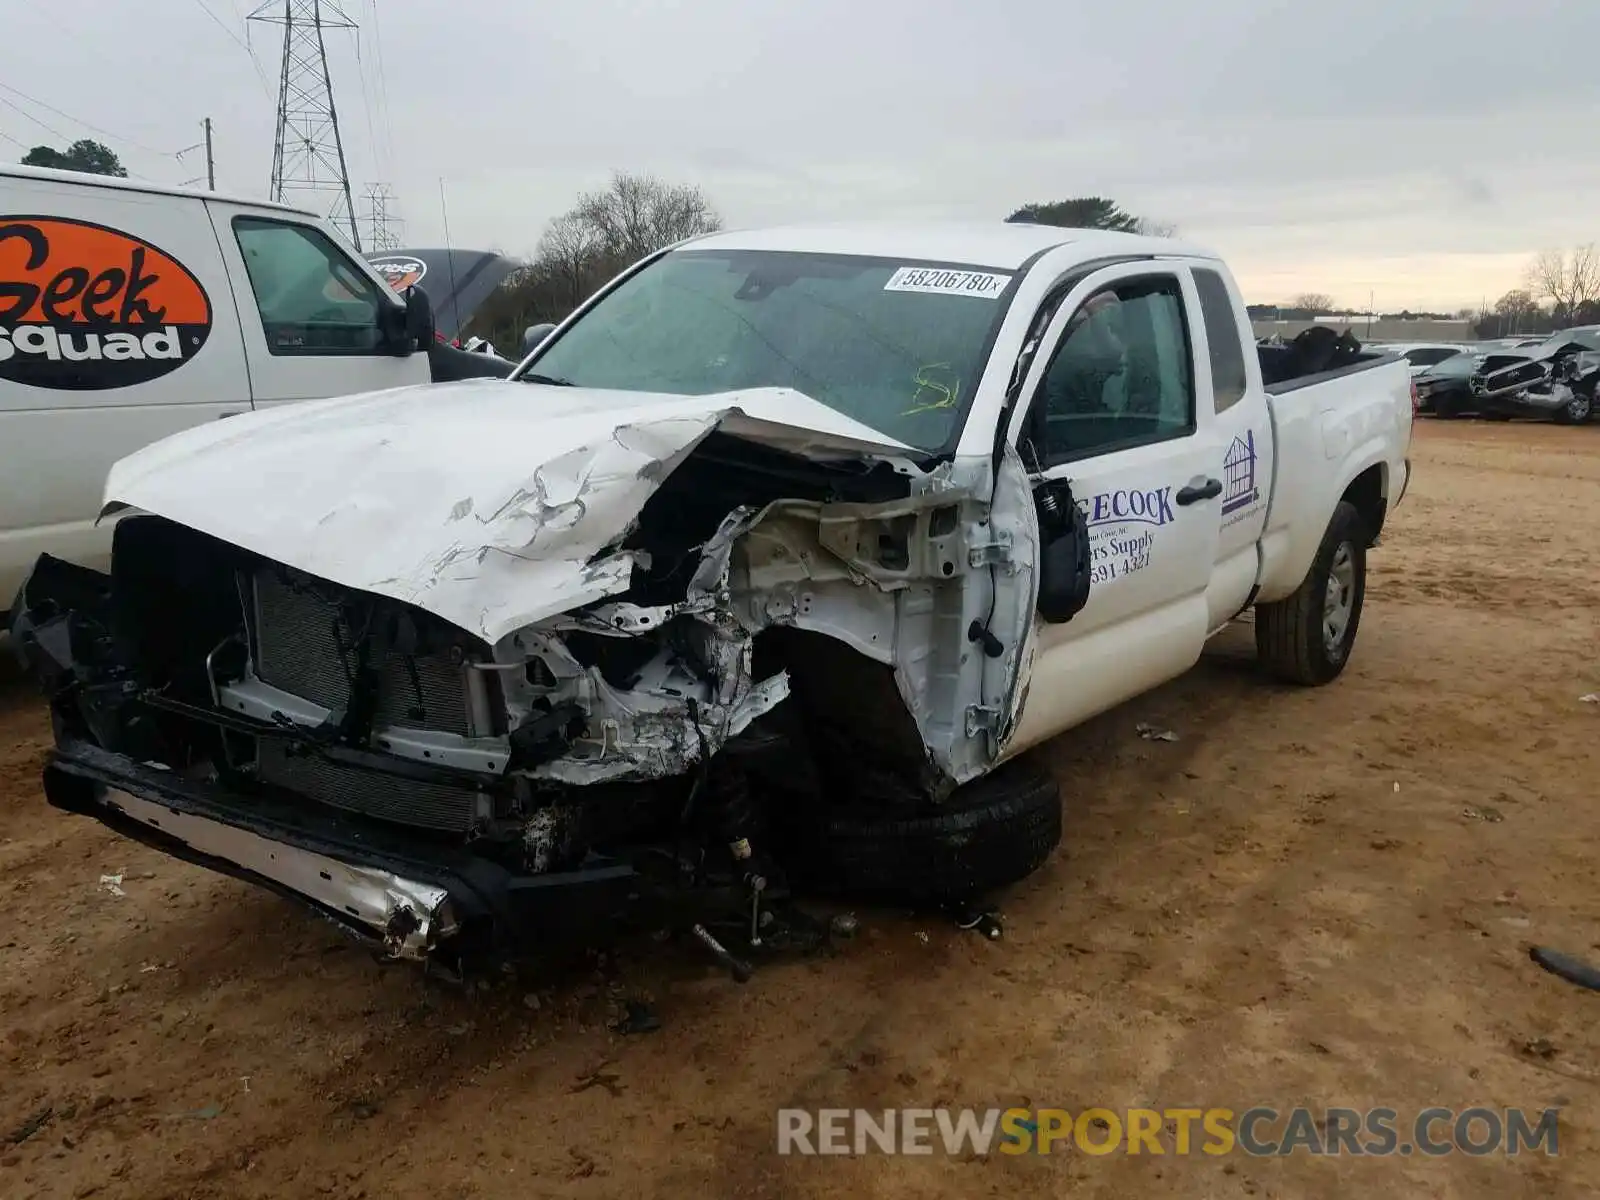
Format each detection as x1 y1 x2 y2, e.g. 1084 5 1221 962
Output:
368 255 427 295
0 216 213 391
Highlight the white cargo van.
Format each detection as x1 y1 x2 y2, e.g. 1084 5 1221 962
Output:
0 164 507 617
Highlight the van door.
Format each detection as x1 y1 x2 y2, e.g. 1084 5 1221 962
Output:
0 179 249 604
207 205 429 407
999 263 1224 757
1188 264 1273 631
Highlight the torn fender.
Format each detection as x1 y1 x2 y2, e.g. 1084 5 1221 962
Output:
98 379 920 645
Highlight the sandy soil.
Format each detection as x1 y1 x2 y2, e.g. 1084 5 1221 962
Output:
2 419 1598 1199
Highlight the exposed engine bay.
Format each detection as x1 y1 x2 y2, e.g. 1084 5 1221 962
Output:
11 408 1058 974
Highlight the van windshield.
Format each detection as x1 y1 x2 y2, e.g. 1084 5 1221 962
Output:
519 249 1018 451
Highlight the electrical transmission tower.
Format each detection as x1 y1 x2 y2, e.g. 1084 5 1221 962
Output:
249 0 362 249
361 183 402 251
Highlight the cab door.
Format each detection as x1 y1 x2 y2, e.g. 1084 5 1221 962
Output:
1188 264 1273 631
206 205 428 408
1000 263 1224 757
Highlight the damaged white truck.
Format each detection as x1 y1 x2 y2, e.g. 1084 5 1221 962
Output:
9 223 1412 975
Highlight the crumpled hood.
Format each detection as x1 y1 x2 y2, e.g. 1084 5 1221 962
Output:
103 379 915 645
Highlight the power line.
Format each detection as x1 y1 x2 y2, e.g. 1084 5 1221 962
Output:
0 127 29 150
0 94 71 143
191 0 272 94
0 80 169 157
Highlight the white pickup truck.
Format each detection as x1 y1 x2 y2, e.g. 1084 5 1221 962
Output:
10 222 1412 972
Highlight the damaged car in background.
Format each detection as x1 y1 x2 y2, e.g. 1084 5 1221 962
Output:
10 223 1413 980
1467 325 1600 424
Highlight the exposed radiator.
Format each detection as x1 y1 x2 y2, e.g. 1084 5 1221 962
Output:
256 739 482 833
252 570 472 735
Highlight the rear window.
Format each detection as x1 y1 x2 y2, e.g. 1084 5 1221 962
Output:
1404 347 1458 366
1192 268 1248 412
522 249 1019 452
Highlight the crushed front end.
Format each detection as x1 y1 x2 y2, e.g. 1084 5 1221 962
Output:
9 418 1038 971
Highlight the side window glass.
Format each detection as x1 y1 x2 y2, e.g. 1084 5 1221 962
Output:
1030 276 1195 465
1193 267 1248 412
233 217 385 355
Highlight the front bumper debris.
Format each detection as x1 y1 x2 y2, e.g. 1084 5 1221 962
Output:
43 740 640 960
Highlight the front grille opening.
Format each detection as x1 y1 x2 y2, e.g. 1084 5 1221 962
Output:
251 569 475 735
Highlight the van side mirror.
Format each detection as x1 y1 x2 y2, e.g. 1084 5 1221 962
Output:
521 323 557 357
404 285 435 349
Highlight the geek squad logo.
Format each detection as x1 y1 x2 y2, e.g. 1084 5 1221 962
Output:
368 254 427 294
0 217 213 391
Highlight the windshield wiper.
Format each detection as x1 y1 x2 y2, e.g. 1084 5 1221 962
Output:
520 371 577 387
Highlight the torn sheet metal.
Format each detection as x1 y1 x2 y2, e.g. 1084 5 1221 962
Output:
99 380 920 646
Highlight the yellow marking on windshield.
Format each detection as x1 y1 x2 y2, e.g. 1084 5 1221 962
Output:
902 362 960 415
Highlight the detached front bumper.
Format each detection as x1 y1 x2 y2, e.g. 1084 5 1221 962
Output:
44 740 638 960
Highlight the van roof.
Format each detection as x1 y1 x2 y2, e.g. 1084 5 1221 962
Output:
0 162 317 218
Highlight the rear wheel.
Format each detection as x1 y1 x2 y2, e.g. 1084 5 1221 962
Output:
1255 501 1367 685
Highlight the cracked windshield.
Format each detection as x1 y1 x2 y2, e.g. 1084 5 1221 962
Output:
524 249 1015 450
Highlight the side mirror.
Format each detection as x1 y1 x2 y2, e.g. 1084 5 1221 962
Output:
404 285 436 351
521 323 557 357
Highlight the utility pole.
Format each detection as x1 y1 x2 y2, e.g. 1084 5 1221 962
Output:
249 0 362 249
361 182 402 251
176 118 217 191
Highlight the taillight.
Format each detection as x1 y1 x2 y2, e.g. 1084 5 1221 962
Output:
1409 378 1420 413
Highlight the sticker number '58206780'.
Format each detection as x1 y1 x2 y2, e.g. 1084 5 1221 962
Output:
0 216 213 391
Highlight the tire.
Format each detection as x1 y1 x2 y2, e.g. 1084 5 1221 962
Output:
1481 411 1513 422
1255 501 1367 686
1552 392 1592 425
793 759 1062 904
1432 397 1461 419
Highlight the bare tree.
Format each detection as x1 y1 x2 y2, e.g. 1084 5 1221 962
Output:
1525 244 1599 321
1291 293 1336 315
536 213 603 311
573 172 723 265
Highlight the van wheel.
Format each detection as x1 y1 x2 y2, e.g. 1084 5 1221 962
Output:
792 759 1062 904
1255 501 1367 686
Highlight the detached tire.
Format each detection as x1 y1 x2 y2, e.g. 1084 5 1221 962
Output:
800 759 1061 904
1255 500 1367 685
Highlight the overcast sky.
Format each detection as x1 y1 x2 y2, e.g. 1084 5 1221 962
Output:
5 0 1597 311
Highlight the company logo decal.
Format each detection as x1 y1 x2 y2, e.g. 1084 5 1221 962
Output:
1075 485 1176 585
1222 430 1260 516
0 216 212 390
368 255 427 294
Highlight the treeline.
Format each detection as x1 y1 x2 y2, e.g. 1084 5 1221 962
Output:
466 173 722 351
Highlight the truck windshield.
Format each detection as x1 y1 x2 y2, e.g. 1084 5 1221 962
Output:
519 249 1018 451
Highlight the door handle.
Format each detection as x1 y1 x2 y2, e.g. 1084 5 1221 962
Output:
218 411 243 419
1176 477 1223 506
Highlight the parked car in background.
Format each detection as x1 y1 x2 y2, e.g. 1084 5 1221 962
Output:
1413 350 1491 418
1470 326 1600 424
1374 342 1472 376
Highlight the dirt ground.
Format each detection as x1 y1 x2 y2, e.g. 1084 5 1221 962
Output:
1 419 1598 1199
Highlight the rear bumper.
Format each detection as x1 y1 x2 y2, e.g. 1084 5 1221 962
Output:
44 740 639 960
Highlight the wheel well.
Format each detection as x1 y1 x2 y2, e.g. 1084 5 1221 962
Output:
1341 465 1387 545
751 626 937 805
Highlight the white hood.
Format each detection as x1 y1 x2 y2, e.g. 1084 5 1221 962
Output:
102 379 915 645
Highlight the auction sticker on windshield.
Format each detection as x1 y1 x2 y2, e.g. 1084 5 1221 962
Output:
0 216 212 391
884 267 1010 298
